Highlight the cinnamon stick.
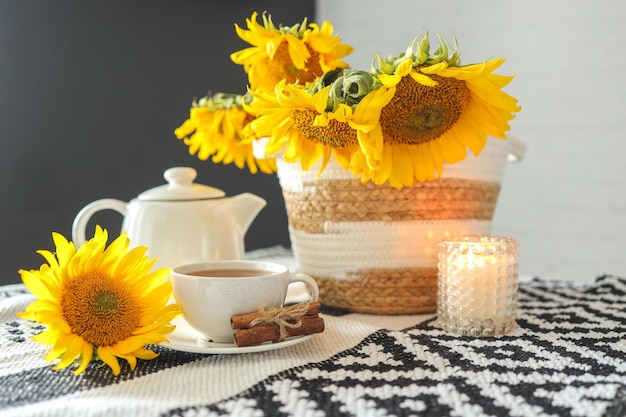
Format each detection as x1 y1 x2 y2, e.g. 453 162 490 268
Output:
234 316 325 347
231 301 322 329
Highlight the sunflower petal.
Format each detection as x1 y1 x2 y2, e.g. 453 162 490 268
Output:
74 343 94 374
98 346 122 376
20 269 59 301
409 71 438 87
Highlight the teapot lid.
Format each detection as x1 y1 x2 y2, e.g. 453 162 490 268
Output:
138 167 225 201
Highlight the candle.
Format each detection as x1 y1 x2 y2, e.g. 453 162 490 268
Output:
436 235 519 337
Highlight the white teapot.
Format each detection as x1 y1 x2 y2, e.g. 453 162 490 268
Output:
72 167 266 270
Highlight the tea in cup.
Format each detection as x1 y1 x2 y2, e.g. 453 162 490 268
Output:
171 260 319 344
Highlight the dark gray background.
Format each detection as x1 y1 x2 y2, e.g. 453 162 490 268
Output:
0 0 315 285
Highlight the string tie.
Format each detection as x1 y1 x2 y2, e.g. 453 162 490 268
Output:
249 302 311 341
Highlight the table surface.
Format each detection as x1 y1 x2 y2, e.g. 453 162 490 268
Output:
1 246 625 417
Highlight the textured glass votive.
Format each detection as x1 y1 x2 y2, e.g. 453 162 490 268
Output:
436 235 520 337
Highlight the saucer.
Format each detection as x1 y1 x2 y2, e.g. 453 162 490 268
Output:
160 316 315 354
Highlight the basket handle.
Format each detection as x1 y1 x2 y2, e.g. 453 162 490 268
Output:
506 136 527 163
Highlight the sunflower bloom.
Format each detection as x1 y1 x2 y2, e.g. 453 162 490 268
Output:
18 226 180 375
351 33 521 187
231 11 354 93
245 71 394 173
175 93 277 174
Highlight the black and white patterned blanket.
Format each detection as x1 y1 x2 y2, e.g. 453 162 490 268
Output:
1 247 625 417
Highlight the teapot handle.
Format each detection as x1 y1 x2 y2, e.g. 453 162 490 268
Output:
72 199 127 246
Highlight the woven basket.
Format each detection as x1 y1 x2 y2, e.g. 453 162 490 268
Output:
275 137 525 314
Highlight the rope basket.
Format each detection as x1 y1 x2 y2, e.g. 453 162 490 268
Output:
275 137 525 314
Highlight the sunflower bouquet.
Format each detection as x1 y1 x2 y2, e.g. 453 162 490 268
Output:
175 11 522 315
175 11 520 189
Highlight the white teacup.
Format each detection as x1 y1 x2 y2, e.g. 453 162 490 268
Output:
171 260 319 344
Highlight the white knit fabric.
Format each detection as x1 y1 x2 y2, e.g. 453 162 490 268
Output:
1 246 625 417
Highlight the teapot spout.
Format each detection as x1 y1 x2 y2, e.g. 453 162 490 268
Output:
230 193 267 234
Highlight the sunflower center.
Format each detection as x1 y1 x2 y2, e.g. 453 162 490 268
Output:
61 273 140 347
292 109 358 148
379 74 470 145
274 41 322 84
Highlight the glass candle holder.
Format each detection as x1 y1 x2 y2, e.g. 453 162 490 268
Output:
436 235 520 337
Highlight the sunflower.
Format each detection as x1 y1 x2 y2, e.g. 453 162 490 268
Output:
230 11 354 93
350 33 521 187
18 226 180 375
175 92 277 174
244 70 394 173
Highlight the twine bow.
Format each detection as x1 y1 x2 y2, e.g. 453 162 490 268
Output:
249 302 311 341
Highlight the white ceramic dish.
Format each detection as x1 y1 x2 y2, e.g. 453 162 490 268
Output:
160 315 314 354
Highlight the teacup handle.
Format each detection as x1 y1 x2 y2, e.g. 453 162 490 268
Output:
289 273 319 302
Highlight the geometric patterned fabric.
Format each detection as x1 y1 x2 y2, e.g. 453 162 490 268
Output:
1 247 625 417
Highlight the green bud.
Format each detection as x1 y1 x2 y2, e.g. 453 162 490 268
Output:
325 69 381 111
447 35 461 66
374 54 397 75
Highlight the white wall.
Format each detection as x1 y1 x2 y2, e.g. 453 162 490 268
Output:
317 0 626 283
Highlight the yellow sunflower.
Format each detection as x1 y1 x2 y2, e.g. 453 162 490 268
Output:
175 92 277 174
18 226 180 375
231 11 354 93
351 33 521 187
245 70 394 173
